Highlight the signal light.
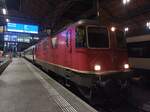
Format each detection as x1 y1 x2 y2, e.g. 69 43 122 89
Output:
94 65 101 71
124 64 129 69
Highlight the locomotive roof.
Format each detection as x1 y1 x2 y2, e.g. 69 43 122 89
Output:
73 20 103 26
35 20 108 47
52 19 105 36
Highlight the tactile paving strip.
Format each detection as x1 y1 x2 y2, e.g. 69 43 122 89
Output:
26 61 78 112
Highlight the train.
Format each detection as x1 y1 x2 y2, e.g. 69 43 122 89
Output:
127 34 150 80
24 45 35 60
24 20 131 101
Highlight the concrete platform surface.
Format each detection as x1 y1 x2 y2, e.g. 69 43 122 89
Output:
0 58 97 112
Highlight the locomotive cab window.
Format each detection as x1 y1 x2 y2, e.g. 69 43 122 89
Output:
76 26 87 48
87 27 109 48
116 30 127 49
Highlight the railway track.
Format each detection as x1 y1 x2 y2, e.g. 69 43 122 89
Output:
94 95 150 112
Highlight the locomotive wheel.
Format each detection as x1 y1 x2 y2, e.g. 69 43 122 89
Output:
77 86 94 103
103 79 131 107
76 85 105 105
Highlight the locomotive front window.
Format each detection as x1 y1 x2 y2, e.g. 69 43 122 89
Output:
87 27 109 48
116 30 127 49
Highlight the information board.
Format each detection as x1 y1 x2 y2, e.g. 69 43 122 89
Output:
7 23 38 34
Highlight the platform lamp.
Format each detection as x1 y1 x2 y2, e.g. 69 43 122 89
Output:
2 8 7 15
124 27 129 38
6 18 9 23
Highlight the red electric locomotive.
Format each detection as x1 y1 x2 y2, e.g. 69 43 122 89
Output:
26 20 131 100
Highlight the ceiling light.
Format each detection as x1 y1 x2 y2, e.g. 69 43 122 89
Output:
2 8 7 15
123 0 127 4
146 22 150 27
124 27 129 32
123 0 130 5
146 22 150 29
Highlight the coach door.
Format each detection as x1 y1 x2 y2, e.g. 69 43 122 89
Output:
65 30 72 66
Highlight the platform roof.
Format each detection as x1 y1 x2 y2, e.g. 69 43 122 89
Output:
0 0 149 36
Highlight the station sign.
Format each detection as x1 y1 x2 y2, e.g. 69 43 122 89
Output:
6 23 38 34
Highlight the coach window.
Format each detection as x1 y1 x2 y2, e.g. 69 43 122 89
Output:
128 47 143 57
127 42 145 58
76 26 87 48
116 30 127 49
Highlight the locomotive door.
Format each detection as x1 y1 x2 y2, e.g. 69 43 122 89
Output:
111 50 118 70
65 30 72 67
43 39 49 61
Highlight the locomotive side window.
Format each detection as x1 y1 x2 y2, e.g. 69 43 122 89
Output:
66 31 71 47
51 37 57 48
43 40 49 51
76 26 87 48
116 30 127 49
87 27 109 48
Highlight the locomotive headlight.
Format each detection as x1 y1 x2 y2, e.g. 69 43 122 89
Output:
94 65 101 71
124 64 129 69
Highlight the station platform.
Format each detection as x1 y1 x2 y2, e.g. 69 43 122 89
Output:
0 58 97 112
